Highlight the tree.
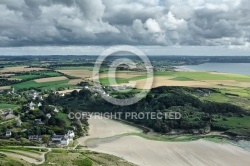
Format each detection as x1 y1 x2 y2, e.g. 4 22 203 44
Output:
71 90 79 97
79 89 92 98
48 130 54 136
42 135 50 145
20 137 29 144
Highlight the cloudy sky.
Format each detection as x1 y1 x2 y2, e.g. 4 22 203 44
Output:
0 0 250 55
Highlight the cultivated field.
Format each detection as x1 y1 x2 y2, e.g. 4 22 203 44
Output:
0 66 46 73
99 71 146 79
57 69 92 79
79 116 250 166
0 86 11 90
98 71 250 90
68 79 84 85
34 76 68 83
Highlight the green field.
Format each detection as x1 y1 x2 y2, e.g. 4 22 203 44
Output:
12 79 72 91
0 147 48 166
213 116 250 129
170 77 194 81
12 71 62 80
99 75 150 85
0 103 18 109
41 149 136 166
0 153 31 166
13 74 42 80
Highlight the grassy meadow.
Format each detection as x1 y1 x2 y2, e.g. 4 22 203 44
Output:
12 71 62 80
12 79 72 91
0 103 18 109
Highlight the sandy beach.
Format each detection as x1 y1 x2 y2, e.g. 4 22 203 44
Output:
78 116 250 166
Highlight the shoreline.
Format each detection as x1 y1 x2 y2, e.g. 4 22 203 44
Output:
78 116 250 166
174 63 250 76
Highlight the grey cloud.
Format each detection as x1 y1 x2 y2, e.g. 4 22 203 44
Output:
0 0 249 47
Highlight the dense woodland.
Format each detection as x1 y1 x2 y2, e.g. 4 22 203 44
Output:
48 86 250 137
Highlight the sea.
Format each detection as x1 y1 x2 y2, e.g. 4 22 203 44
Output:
180 63 250 76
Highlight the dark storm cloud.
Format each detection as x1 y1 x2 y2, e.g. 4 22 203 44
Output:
0 0 249 47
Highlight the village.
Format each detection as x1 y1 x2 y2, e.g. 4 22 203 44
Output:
0 83 138 148
0 88 84 147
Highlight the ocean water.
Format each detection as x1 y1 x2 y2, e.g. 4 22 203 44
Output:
181 63 250 76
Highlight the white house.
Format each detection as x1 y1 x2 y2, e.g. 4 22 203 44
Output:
52 134 70 146
61 135 70 146
54 107 59 113
67 130 75 138
46 113 52 119
6 130 11 137
52 132 73 146
32 92 38 100
38 102 42 107
30 102 35 107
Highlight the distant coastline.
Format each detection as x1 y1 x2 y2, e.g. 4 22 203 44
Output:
177 63 250 76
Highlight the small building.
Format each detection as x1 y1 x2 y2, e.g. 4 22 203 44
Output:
46 113 52 119
28 135 42 141
54 107 59 113
38 102 42 107
60 93 65 97
67 130 75 138
34 119 44 125
6 130 12 137
16 118 22 126
52 134 70 146
29 91 39 100
61 136 70 146
52 135 64 142
29 102 36 107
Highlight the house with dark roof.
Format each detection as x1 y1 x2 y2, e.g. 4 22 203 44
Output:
34 119 44 125
52 134 70 146
28 135 42 141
